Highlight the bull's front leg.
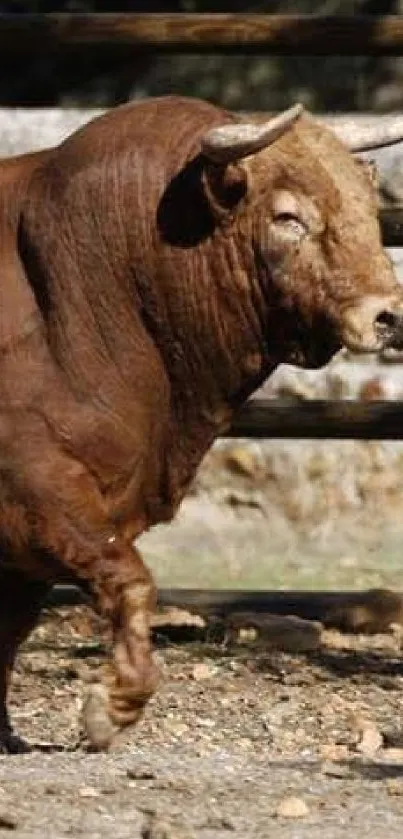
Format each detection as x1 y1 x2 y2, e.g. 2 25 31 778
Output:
80 539 159 749
29 457 159 750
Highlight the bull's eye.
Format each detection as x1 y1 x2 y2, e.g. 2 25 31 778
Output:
273 212 306 238
275 212 300 223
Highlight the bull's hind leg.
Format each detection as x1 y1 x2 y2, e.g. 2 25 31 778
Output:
0 568 49 752
29 457 159 750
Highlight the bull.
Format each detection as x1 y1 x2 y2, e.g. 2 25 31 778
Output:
1 95 403 752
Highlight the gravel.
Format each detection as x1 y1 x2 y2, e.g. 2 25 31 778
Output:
2 606 403 838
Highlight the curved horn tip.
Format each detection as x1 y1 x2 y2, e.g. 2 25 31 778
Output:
321 114 403 152
201 101 305 164
288 102 304 119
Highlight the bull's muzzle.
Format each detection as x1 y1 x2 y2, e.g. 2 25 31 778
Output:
340 295 403 353
374 309 403 350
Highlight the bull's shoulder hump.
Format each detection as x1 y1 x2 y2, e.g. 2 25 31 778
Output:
52 95 235 161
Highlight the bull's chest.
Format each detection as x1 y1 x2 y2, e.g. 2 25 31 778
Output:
92 410 218 541
65 396 174 537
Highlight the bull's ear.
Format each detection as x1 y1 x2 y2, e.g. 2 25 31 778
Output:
202 161 248 222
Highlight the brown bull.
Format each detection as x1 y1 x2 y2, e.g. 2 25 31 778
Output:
1 95 403 752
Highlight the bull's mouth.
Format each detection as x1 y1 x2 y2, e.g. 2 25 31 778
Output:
339 296 403 354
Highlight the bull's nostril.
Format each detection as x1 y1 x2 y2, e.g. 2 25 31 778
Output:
374 309 403 350
375 310 397 329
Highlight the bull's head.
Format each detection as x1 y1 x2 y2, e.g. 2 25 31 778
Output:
200 106 403 368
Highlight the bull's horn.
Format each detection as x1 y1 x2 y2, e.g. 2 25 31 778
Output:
323 114 403 151
201 103 304 163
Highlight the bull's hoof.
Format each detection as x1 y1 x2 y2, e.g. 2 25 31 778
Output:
0 729 31 754
81 683 119 751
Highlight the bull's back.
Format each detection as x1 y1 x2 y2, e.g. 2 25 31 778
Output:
18 96 233 383
23 97 233 236
55 95 232 177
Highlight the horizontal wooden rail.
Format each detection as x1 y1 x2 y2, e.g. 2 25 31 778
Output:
0 14 403 57
42 585 390 617
228 399 403 440
46 585 403 634
45 585 353 614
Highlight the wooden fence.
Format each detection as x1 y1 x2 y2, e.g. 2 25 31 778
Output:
228 398 403 440
1 13 403 57
4 11 403 622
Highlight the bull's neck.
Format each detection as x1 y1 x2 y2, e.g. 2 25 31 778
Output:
141 229 273 480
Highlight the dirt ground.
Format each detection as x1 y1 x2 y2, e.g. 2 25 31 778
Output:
1 605 403 839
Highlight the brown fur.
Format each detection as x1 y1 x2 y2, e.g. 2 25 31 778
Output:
0 95 402 750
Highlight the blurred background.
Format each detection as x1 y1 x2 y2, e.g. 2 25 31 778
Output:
0 0 402 110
